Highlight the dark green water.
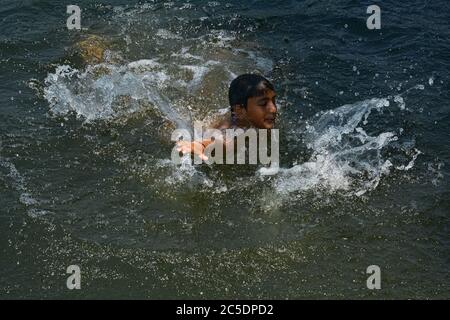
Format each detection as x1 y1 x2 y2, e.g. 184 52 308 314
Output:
1 0 449 298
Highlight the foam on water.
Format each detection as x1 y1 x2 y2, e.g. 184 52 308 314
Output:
43 61 193 129
0 156 48 218
272 97 419 197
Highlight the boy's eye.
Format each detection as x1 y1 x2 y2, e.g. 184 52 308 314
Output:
258 99 276 108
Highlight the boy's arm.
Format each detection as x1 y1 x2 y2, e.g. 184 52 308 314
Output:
176 114 233 161
176 135 233 162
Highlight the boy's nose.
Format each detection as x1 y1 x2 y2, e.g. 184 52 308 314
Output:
267 101 277 113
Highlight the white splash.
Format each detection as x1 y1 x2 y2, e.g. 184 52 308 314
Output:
273 98 418 196
43 62 193 129
0 156 48 218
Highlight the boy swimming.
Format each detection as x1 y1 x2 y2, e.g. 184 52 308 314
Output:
71 38 278 165
176 74 278 161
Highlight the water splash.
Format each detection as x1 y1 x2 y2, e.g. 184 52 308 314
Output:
0 156 48 218
273 97 419 197
43 61 192 129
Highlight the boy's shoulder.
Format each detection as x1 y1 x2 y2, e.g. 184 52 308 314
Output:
210 110 232 130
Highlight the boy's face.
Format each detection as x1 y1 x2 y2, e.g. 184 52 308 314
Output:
244 89 277 129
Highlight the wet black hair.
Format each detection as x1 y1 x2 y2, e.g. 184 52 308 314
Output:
228 74 275 109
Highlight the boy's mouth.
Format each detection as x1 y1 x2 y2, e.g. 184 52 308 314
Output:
264 116 275 125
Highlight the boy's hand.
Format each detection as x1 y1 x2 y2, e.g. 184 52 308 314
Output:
176 140 209 161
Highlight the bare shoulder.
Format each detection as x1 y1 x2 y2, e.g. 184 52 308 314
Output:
210 111 231 130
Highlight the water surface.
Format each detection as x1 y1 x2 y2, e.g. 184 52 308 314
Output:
0 0 449 298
